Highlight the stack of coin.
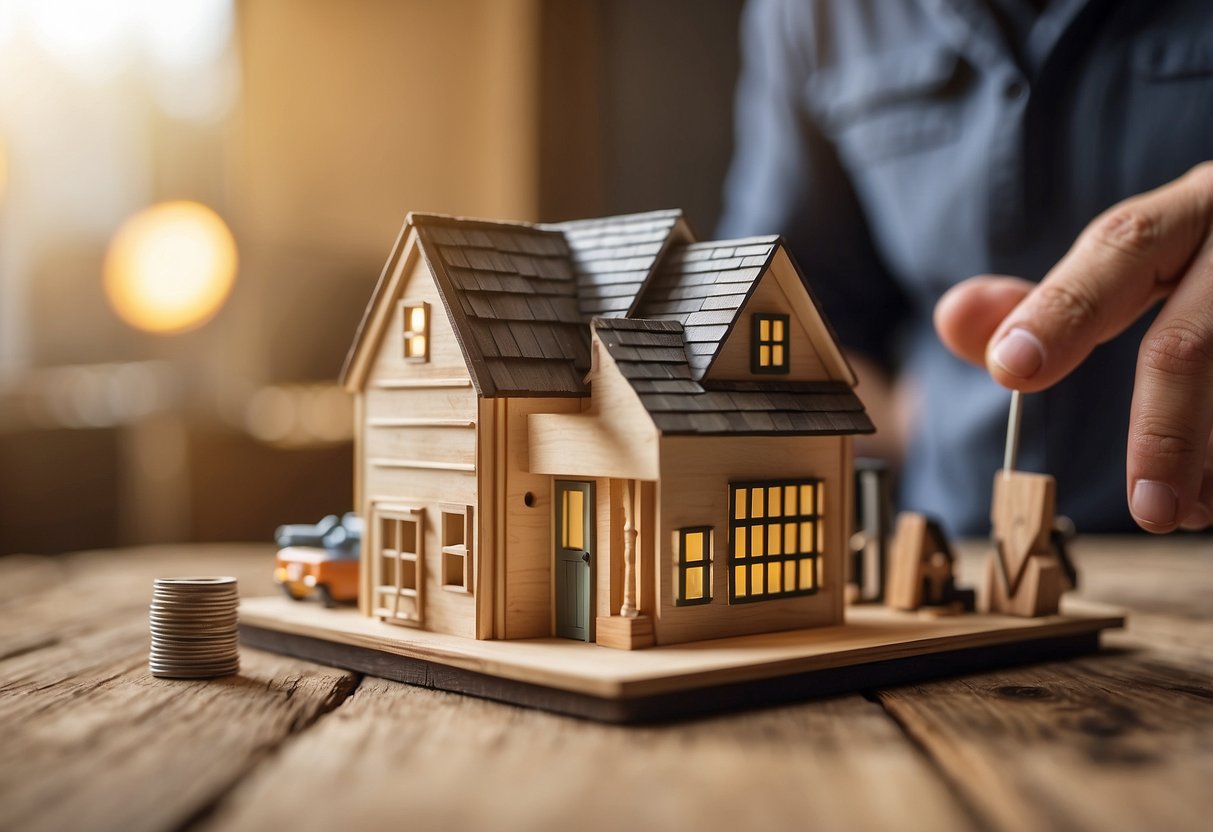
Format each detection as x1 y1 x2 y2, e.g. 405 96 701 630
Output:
149 577 240 679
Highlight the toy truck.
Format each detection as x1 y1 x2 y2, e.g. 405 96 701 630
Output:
273 513 362 607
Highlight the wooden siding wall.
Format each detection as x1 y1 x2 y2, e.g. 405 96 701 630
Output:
358 257 478 638
499 396 581 639
596 479 624 620
653 435 851 645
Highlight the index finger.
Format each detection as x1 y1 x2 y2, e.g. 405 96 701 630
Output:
984 164 1213 392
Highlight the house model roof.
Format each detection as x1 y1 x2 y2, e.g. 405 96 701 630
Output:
342 210 873 436
632 237 781 378
593 318 873 436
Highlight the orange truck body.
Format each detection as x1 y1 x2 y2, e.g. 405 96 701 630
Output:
274 546 359 604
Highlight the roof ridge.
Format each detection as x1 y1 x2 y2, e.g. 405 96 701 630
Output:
592 317 684 332
671 234 782 249
541 208 684 229
406 211 564 236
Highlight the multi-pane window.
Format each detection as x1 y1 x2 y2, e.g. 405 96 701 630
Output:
675 527 712 606
402 300 429 360
728 480 823 603
373 506 424 625
440 505 474 593
752 313 789 374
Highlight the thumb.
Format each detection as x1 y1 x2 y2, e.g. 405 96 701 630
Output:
934 275 1035 366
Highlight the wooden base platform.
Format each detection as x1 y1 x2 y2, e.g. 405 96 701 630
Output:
239 596 1124 723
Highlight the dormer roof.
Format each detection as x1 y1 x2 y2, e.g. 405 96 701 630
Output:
591 318 873 436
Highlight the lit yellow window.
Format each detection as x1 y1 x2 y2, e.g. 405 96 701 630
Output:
752 313 790 374
561 488 585 551
728 479 823 603
675 527 712 606
402 301 429 360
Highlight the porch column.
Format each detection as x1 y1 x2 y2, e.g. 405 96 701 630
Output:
620 478 639 618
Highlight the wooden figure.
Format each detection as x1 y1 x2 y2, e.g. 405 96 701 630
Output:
982 392 1077 617
885 512 975 613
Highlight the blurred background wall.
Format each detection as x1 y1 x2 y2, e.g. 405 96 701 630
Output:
0 0 743 555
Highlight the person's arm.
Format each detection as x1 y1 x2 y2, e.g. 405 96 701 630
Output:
935 163 1213 533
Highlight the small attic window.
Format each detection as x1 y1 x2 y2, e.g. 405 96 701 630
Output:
402 301 429 361
752 313 789 374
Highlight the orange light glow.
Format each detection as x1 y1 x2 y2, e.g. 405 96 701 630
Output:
104 200 237 334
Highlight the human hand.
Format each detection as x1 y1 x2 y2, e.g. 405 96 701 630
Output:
934 163 1213 533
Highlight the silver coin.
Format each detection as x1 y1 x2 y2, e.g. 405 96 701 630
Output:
150 637 239 648
154 576 237 588
150 641 239 650
150 656 240 668
150 646 239 656
150 635 239 647
150 607 234 613
149 607 238 617
149 607 238 616
149 669 238 679
150 593 237 601
149 622 237 632
150 657 240 667
150 637 238 648
149 624 237 636
148 610 238 620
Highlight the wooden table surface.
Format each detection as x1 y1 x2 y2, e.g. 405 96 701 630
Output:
1 536 1210 832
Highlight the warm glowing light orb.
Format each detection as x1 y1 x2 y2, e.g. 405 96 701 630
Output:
104 200 238 334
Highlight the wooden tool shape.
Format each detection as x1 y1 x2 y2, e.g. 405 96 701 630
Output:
985 470 1072 617
991 470 1055 595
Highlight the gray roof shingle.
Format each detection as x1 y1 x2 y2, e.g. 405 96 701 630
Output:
541 209 687 320
413 214 589 397
631 236 780 377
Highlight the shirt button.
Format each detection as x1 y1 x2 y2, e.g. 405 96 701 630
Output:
1004 80 1027 100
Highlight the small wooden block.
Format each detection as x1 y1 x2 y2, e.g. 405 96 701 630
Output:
887 512 930 610
991 470 1055 588
984 553 1067 617
595 615 655 650
886 512 958 611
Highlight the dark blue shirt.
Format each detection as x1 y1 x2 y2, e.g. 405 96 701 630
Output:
718 0 1213 533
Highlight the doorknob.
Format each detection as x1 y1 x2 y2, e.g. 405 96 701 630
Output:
581 553 590 563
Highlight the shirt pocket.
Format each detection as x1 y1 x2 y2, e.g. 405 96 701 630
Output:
806 45 963 166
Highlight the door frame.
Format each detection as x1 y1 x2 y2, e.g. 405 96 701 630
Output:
553 479 595 641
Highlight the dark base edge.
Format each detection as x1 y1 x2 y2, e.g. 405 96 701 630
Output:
239 624 1102 724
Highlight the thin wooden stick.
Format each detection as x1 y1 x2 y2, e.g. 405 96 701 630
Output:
1003 390 1023 474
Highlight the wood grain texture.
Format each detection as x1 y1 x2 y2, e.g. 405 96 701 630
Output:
876 654 1213 831
0 545 357 832
199 680 976 832
2 536 1209 832
706 267 831 381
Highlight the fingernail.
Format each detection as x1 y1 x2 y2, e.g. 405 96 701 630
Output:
1131 479 1178 528
990 328 1045 378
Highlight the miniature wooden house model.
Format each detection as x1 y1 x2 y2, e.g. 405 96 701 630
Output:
340 210 872 649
